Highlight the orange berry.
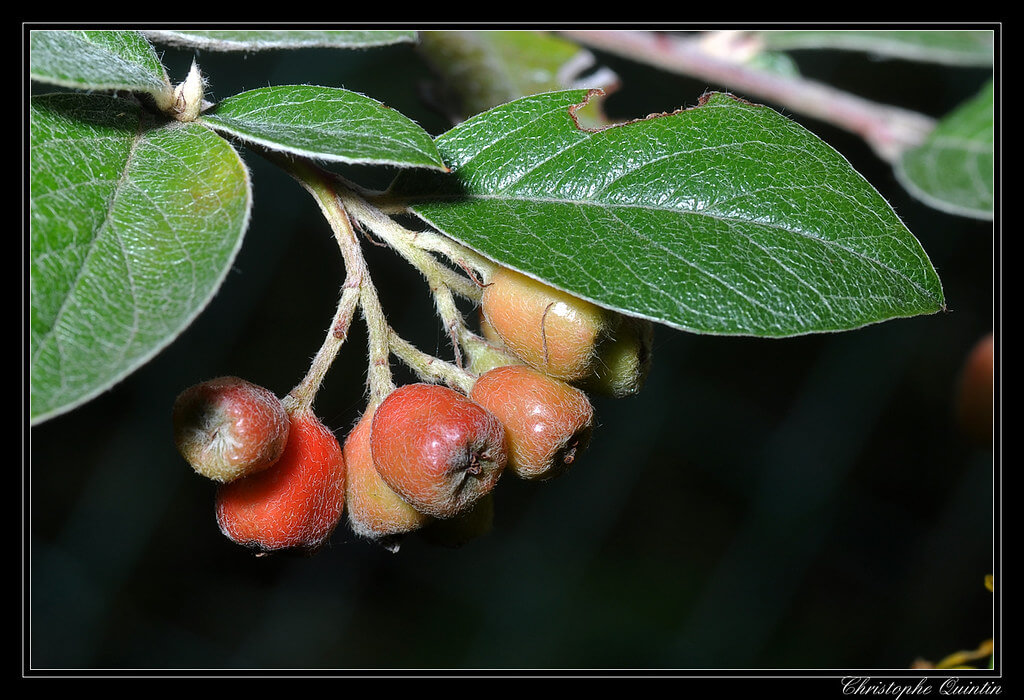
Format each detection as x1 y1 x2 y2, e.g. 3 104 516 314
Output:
215 407 346 553
172 376 289 483
471 365 594 481
344 407 432 548
478 308 503 346
481 267 609 382
371 383 507 518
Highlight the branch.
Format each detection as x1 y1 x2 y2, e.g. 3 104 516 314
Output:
561 29 937 163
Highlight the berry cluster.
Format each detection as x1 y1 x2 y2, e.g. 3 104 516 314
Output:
173 377 346 553
169 159 653 555
173 266 652 554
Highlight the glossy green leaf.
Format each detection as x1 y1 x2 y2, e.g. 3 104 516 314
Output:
393 90 944 337
757 29 994 66
143 29 416 51
896 80 994 220
30 93 252 424
200 85 446 169
29 29 170 95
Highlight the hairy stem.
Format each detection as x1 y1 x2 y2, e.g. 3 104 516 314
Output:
388 330 476 395
337 186 486 368
262 152 394 410
404 230 497 283
561 29 937 163
260 149 482 403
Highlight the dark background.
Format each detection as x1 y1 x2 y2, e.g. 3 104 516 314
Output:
28 30 997 673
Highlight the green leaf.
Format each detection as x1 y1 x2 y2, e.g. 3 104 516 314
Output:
896 80 994 220
418 30 614 121
143 29 416 51
745 50 801 78
393 90 944 338
30 93 252 424
29 29 170 95
200 85 447 170
757 29 994 66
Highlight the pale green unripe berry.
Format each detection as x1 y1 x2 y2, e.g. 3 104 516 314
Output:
584 316 654 398
465 310 525 376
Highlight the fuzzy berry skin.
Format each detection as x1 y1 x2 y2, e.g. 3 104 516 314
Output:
481 267 609 382
371 383 507 519
215 408 346 553
173 376 289 483
471 365 594 481
344 408 432 547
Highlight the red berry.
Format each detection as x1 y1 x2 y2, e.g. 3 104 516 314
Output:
371 383 507 519
215 407 346 553
471 365 594 481
172 376 289 483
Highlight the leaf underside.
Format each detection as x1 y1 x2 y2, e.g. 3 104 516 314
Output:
897 80 994 220
757 29 994 67
30 93 252 424
417 30 609 120
29 29 170 95
143 29 417 51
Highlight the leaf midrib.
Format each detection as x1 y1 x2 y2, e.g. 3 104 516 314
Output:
413 193 941 305
427 94 937 301
32 113 146 375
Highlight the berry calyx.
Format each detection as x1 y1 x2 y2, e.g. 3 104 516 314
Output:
371 383 507 519
470 365 594 481
215 407 346 553
481 266 609 382
344 407 433 549
172 376 289 483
